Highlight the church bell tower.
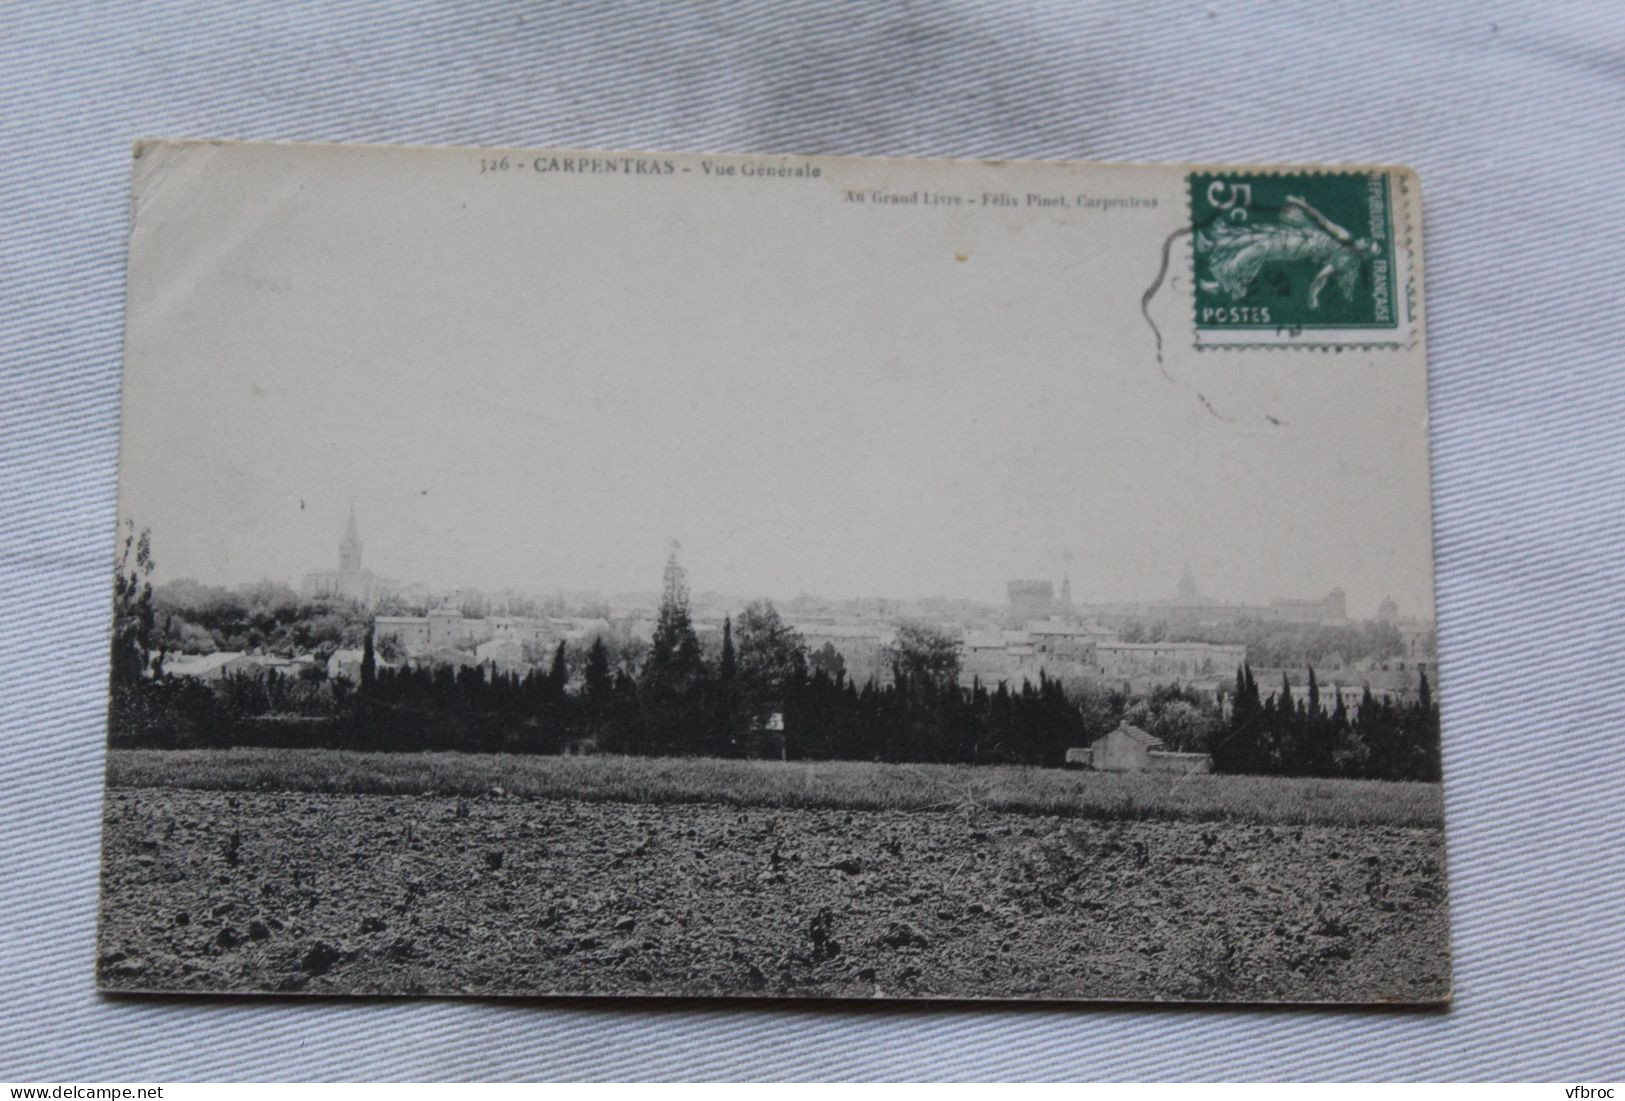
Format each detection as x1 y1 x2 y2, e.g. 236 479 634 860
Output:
339 506 363 573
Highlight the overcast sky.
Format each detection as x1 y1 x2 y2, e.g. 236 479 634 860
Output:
117 142 1436 619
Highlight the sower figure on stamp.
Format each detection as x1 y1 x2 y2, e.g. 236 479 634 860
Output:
1197 195 1381 309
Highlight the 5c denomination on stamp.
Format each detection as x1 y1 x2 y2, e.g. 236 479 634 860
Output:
1190 169 1412 348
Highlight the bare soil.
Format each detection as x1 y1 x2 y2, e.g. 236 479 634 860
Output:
97 787 1450 1003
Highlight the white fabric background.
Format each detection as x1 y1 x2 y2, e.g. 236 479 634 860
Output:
2 0 1623 1081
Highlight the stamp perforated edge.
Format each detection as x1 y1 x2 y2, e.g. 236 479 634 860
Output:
1185 165 1423 353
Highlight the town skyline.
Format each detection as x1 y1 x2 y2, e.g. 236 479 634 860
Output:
134 503 1427 625
116 142 1434 623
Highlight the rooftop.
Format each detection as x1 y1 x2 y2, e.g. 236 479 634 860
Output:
1106 721 1163 749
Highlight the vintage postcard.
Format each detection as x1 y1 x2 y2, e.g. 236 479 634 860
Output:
99 140 1446 1003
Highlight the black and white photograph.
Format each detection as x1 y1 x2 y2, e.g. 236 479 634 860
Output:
96 139 1447 1004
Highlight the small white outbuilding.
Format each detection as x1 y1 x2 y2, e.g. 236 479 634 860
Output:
1069 721 1213 774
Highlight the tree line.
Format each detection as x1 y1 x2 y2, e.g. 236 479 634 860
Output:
109 530 1441 780
1213 664 1441 782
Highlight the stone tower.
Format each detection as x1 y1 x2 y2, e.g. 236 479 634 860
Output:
1176 562 1199 602
339 506 363 573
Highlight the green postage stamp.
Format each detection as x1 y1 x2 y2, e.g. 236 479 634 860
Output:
1190 169 1413 348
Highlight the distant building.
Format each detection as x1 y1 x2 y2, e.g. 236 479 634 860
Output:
1006 579 1055 625
1176 562 1199 602
1265 588 1347 623
164 651 320 681
375 606 492 655
1396 621 1434 663
163 651 256 682
1072 569 1351 629
326 649 365 682
959 630 1053 687
475 637 530 673
301 508 399 608
326 648 399 682
1092 640 1247 681
1026 620 1116 660
1076 721 1212 773
374 607 611 664
959 625 1084 687
374 615 430 653
958 621 1245 691
255 654 316 677
489 616 553 647
789 619 896 687
406 645 480 670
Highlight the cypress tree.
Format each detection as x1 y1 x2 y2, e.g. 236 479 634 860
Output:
548 640 568 695
715 616 739 752
1409 668 1440 781
361 624 376 692
645 541 703 690
110 523 157 686
1330 687 1352 777
1216 663 1264 775
1306 666 1336 776
1357 685 1381 778
718 616 736 684
584 636 612 697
